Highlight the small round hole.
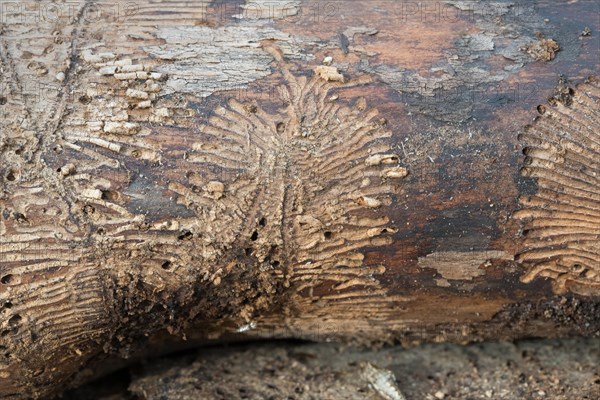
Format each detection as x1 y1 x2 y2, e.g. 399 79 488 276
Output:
6 170 16 181
101 190 120 202
177 230 193 240
0 96 7 105
14 212 27 224
8 314 21 326
324 231 333 240
1 275 13 284
250 231 258 241
161 261 172 270
78 95 92 104
83 205 95 215
259 217 267 227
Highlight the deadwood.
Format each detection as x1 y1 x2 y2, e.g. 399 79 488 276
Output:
0 0 599 398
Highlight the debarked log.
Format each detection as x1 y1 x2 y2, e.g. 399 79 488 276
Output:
0 0 599 398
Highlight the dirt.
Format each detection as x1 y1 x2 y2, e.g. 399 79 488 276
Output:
62 337 600 400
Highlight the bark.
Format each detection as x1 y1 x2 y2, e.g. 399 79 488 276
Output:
0 0 599 398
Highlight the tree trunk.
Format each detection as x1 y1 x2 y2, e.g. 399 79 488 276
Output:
0 0 599 398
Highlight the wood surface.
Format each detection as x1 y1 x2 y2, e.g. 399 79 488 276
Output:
0 0 598 398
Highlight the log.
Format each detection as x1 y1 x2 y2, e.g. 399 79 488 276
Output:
0 0 599 398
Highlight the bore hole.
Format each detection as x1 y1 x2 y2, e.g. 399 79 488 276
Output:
0 96 6 105
573 264 587 277
259 217 267 227
272 260 280 267
6 170 16 181
250 231 258 241
8 314 21 326
3 301 12 309
1 275 13 284
537 104 546 114
177 230 193 241
78 95 92 104
97 227 106 235
245 248 252 256
161 261 172 270
276 122 285 134
324 231 333 240
83 205 95 215
101 190 120 202
14 212 27 224
190 185 202 194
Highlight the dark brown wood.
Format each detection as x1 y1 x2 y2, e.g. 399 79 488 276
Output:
0 0 599 398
